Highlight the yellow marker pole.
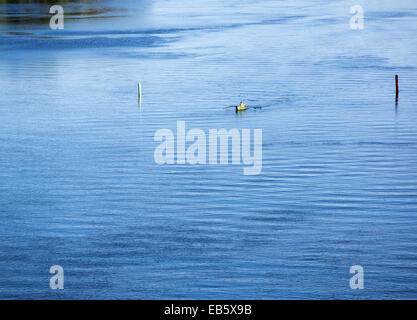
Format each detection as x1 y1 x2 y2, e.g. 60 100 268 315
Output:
138 82 142 106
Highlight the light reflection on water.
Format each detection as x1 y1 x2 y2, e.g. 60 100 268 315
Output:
0 0 417 299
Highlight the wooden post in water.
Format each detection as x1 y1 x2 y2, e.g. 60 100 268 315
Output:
395 75 399 105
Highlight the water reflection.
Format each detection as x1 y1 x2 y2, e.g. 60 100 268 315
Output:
0 0 124 26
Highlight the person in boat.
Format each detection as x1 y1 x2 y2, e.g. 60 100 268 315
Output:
232 101 247 111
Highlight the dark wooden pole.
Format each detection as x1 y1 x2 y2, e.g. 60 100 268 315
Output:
395 75 399 105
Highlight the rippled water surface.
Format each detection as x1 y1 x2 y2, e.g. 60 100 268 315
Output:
1 0 417 299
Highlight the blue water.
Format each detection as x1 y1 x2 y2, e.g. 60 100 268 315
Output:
1 0 417 299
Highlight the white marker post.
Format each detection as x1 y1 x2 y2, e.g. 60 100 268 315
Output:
138 82 142 106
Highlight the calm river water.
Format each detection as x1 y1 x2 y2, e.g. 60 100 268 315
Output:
1 0 417 299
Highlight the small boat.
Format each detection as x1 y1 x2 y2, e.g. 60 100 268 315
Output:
236 102 247 111
225 101 249 111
